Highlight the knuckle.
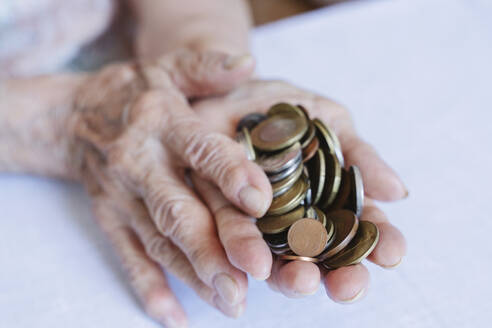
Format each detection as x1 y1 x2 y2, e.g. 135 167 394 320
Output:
187 243 210 267
151 194 191 240
145 235 173 265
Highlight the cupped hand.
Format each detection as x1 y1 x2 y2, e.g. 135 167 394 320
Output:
71 50 272 326
191 80 407 302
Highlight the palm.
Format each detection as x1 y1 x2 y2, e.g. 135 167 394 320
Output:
192 80 407 300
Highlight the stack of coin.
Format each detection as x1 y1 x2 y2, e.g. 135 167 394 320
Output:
235 103 379 269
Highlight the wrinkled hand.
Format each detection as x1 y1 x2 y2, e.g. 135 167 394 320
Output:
191 80 408 301
71 50 271 327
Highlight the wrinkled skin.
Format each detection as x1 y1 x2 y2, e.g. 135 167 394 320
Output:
72 53 406 327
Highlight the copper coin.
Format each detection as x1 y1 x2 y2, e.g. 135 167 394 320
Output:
278 254 319 263
322 221 379 269
317 210 359 261
302 137 319 163
287 218 329 257
251 113 308 151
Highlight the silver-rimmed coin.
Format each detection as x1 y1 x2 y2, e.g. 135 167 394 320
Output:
268 156 302 183
235 127 256 161
264 229 289 248
236 113 267 132
271 162 304 197
256 142 302 174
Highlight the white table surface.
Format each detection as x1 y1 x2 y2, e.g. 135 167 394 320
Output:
2 0 492 327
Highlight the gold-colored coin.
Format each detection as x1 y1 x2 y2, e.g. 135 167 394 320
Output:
296 104 311 120
318 210 359 261
267 174 309 216
328 169 351 211
263 229 289 248
257 206 305 234
278 254 319 263
271 161 304 197
235 127 256 161
302 137 319 163
313 207 327 228
347 165 364 218
251 113 308 151
287 218 329 257
318 150 342 210
268 102 307 119
256 142 301 175
313 207 334 249
313 118 344 167
306 149 326 205
322 221 379 269
300 121 316 149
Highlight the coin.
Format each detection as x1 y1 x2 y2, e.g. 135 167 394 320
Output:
271 245 291 255
251 113 309 151
264 229 289 248
317 210 359 261
267 155 302 183
300 122 316 149
257 206 305 234
296 104 311 120
306 149 326 205
313 206 327 228
267 173 309 216
302 137 319 163
271 162 304 197
318 150 342 210
328 169 351 211
256 142 302 175
287 218 329 257
236 113 267 132
346 166 364 218
278 254 320 263
267 102 306 119
313 118 344 167
235 127 256 160
321 221 379 269
305 206 317 219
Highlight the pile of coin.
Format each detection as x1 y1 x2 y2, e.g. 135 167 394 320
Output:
235 103 379 269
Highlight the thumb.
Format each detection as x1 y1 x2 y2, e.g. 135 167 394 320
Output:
141 50 255 98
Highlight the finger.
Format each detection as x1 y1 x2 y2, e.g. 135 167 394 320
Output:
142 50 255 98
309 98 408 201
191 173 272 280
323 264 369 304
159 95 271 217
92 200 188 328
125 200 245 318
272 260 321 298
362 199 407 268
141 166 249 307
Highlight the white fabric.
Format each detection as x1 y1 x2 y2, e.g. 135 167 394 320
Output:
1 0 492 327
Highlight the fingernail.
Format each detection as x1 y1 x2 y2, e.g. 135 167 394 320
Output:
164 315 187 328
213 273 239 305
252 270 271 281
214 295 245 318
224 54 254 70
338 288 366 304
239 186 268 217
381 257 403 269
